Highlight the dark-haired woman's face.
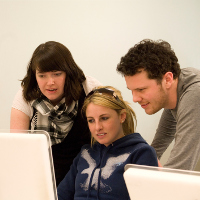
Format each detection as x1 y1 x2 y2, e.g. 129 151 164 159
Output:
36 70 66 106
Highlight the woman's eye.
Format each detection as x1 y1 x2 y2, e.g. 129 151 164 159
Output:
38 74 44 78
54 72 62 76
87 119 94 123
101 117 109 121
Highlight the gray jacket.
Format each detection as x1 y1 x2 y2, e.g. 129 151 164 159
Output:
151 67 200 170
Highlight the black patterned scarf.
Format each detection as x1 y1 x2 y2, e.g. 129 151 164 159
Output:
30 97 78 145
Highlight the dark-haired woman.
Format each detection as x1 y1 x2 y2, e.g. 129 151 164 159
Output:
10 41 101 185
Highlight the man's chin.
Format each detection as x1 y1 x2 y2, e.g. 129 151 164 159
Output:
145 107 162 115
144 109 156 115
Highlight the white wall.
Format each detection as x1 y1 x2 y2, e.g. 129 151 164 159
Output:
0 0 200 166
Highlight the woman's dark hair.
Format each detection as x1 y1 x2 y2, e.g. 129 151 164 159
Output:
21 41 86 105
117 39 181 82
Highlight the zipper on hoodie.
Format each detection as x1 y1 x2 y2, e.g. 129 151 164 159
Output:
86 144 112 199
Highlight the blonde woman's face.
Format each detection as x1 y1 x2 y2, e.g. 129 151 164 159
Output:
86 103 126 146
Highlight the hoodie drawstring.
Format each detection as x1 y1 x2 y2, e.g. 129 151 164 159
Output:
86 145 112 199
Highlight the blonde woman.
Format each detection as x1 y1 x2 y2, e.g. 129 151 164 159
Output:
57 86 158 200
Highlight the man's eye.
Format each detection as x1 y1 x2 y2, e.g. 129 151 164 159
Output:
137 88 145 92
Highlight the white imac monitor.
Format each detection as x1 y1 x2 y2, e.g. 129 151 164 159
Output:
124 164 200 200
0 130 57 200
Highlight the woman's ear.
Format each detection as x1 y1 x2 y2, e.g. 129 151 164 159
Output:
120 109 127 123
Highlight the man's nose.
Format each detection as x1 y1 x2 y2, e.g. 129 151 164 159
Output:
132 92 142 103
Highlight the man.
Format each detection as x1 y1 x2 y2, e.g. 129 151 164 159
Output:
116 39 200 170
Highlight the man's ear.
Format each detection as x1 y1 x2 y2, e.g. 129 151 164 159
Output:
163 72 174 89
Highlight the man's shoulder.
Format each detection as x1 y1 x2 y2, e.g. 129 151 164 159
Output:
178 67 200 91
180 67 200 77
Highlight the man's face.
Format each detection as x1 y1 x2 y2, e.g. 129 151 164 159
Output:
125 70 168 115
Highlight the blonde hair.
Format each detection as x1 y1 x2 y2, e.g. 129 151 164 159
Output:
82 86 137 145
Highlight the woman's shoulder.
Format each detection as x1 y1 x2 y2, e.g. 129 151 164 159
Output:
82 75 102 95
12 87 33 118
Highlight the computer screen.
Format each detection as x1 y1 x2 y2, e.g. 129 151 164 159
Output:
124 164 200 200
0 130 57 200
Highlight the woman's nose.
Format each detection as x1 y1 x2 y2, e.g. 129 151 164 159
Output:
95 121 103 131
47 77 55 85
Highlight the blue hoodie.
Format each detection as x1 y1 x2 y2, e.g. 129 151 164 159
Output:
57 133 158 200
